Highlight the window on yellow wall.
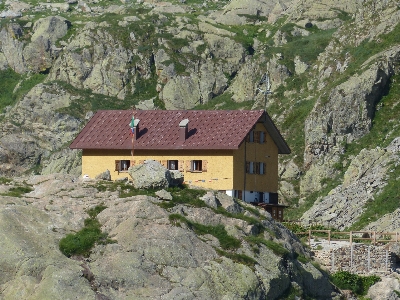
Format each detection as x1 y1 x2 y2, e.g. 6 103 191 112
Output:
115 160 131 172
192 160 202 171
186 160 208 172
168 160 178 170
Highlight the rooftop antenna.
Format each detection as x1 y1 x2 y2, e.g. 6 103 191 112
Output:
257 72 272 111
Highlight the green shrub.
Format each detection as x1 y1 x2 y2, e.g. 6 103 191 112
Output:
330 271 380 295
59 225 104 257
59 204 112 257
0 177 12 184
87 204 108 219
1 184 33 197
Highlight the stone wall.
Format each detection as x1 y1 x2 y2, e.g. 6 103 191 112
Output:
314 244 397 275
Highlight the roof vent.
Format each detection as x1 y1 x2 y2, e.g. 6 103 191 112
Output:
179 118 189 142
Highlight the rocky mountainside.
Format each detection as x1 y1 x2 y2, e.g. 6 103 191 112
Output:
0 174 340 299
0 0 399 232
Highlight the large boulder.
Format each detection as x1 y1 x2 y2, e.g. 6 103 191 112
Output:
23 16 71 72
215 192 244 214
95 169 111 181
128 160 171 189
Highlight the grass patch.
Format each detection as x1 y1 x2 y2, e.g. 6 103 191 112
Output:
246 235 289 257
169 213 241 250
0 177 12 184
93 181 157 198
159 187 265 233
0 69 47 113
343 22 400 77
0 181 33 197
215 249 257 267
59 204 115 257
330 271 380 296
268 26 336 69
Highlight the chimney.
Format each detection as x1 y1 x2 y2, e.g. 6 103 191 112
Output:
179 118 189 142
133 119 140 140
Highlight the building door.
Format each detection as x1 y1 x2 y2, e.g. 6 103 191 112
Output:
237 190 242 200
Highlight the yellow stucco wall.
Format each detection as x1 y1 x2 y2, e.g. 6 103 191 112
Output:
82 149 235 190
232 122 279 193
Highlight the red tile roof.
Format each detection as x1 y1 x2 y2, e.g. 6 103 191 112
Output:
69 110 290 153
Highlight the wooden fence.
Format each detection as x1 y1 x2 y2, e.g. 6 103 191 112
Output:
296 230 400 246
282 221 399 246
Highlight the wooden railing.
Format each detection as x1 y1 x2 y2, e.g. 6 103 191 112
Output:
295 230 400 246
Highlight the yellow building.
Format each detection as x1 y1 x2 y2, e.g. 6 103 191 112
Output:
70 110 290 218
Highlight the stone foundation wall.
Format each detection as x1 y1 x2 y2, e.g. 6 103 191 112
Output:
313 244 397 275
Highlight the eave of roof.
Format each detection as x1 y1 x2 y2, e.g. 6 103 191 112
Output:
69 110 291 153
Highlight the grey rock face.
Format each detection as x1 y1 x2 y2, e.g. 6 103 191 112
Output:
23 16 70 72
0 174 340 299
301 138 400 230
128 160 171 189
47 23 133 99
0 24 26 73
215 192 244 214
0 10 22 18
162 75 202 110
200 191 219 209
367 275 400 300
305 61 394 166
95 169 111 181
41 149 82 176
0 83 82 176
301 47 400 195
169 170 184 186
155 189 173 200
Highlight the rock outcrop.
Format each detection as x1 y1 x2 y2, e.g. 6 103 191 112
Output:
0 174 341 299
0 83 82 176
301 138 400 230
